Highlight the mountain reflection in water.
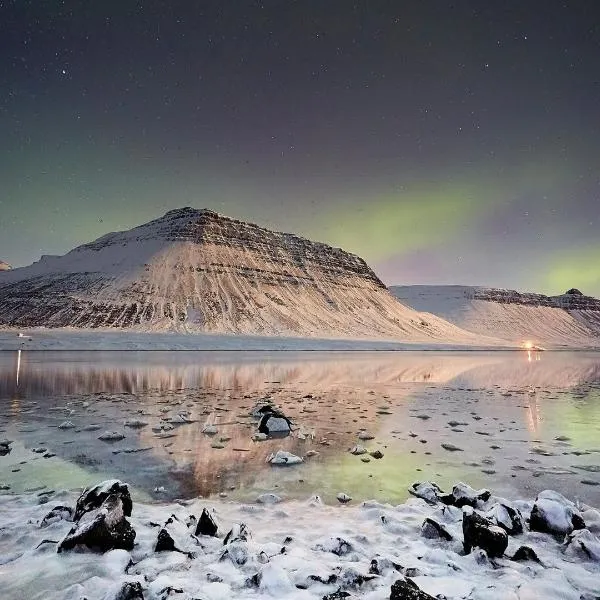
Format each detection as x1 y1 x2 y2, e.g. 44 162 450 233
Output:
0 350 599 505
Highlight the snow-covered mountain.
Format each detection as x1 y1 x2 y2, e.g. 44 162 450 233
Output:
390 285 600 348
0 208 491 344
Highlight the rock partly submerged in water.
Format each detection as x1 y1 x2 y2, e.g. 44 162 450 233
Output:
267 450 303 465
74 480 132 521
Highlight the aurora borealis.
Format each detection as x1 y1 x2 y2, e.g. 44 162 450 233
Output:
1 1 599 295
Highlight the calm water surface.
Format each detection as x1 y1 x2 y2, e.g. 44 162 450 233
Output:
1 350 599 506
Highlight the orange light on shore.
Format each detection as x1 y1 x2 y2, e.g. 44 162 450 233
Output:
523 341 534 349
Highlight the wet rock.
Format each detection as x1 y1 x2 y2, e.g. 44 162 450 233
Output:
195 508 219 537
337 492 352 504
564 529 600 561
349 445 368 455
267 450 303 465
74 480 132 521
58 494 136 553
98 431 126 442
41 505 73 527
256 493 282 504
511 546 542 563
462 506 508 558
486 502 524 535
369 450 384 459
529 490 585 536
110 581 144 600
408 481 445 505
390 578 436 600
441 443 463 452
421 517 453 541
358 431 375 441
124 419 149 429
441 482 490 508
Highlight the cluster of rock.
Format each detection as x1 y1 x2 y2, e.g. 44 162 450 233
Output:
35 478 600 600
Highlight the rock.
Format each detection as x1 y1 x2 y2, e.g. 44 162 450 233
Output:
256 493 282 504
349 445 368 455
74 480 132 521
41 505 73 527
421 517 453 541
390 578 436 600
441 482 491 508
441 443 463 452
58 494 136 553
201 424 218 435
155 514 196 555
486 502 524 535
258 410 292 435
529 490 585 535
369 450 384 459
258 563 295 595
337 492 352 504
314 536 354 556
224 522 251 545
0 440 12 456
267 450 303 465
58 421 75 429
195 508 219 537
408 481 445 505
322 592 351 600
124 419 148 429
358 431 375 441
109 581 144 600
98 431 126 442
462 506 508 558
511 546 542 563
339 567 375 588
564 529 600 561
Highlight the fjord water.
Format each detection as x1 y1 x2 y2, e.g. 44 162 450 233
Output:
1 350 599 506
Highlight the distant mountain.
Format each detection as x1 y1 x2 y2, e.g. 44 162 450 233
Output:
0 208 488 344
0 261 11 271
390 285 600 348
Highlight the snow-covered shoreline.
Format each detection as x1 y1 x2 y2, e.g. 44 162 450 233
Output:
0 328 517 352
1 480 599 600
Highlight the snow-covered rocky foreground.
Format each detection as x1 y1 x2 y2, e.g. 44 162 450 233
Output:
1 480 599 600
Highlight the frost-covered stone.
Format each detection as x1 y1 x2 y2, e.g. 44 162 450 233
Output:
58 494 136 553
511 545 542 563
256 493 283 505
224 522 251 545
486 502 524 535
74 480 132 521
442 482 490 508
267 450 303 465
421 517 453 541
58 420 76 429
408 481 445 505
155 514 197 555
530 490 585 535
564 529 600 561
390 578 436 600
462 506 508 558
314 536 354 556
349 445 368 456
104 581 144 600
337 493 352 504
41 505 73 527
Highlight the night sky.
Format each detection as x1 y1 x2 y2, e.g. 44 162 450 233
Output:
1 1 599 295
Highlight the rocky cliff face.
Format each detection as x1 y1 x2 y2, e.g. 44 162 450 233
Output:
391 285 600 348
0 208 483 343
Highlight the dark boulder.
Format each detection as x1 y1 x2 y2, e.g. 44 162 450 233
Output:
155 514 196 555
58 494 135 553
257 409 292 436
529 490 585 536
195 508 219 537
390 578 436 600
421 517 453 541
511 546 542 564
112 581 144 600
462 506 508 558
0 439 12 456
322 591 352 600
74 480 132 522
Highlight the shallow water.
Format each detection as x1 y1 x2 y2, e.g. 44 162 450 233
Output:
1 350 599 505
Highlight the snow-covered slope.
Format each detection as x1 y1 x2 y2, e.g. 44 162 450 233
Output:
0 209 493 344
391 285 600 348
